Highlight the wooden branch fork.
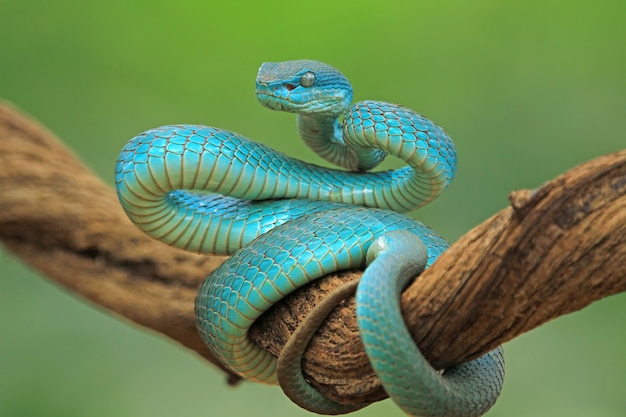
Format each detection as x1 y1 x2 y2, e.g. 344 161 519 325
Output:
1 101 624 405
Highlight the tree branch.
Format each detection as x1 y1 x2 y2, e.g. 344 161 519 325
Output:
1 101 624 405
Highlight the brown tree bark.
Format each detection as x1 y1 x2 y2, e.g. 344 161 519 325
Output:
1 101 624 405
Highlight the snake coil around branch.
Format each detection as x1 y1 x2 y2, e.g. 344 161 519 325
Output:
0 100 624 406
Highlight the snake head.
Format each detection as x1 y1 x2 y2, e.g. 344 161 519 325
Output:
256 60 353 116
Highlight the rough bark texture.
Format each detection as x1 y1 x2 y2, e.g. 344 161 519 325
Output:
1 101 624 404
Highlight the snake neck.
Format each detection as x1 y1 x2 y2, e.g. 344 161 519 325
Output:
297 113 385 172
297 113 356 170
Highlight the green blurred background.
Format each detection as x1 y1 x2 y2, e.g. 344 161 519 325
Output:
1 1 624 416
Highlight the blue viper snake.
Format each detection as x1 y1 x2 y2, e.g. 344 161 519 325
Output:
115 60 504 416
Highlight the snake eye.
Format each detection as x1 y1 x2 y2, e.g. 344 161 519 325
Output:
299 71 316 88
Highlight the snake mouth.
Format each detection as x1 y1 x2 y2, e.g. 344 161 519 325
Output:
256 91 293 112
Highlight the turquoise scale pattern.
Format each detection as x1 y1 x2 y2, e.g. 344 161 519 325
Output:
194 207 449 383
356 232 505 417
344 100 456 206
114 59 504 417
115 100 456 255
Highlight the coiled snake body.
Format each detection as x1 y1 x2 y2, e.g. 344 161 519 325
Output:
115 60 504 416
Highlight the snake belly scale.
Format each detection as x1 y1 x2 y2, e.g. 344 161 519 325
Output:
115 60 504 416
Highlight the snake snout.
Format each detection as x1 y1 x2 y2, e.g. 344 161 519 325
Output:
256 88 290 113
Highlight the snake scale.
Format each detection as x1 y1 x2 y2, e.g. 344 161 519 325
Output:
115 60 504 416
